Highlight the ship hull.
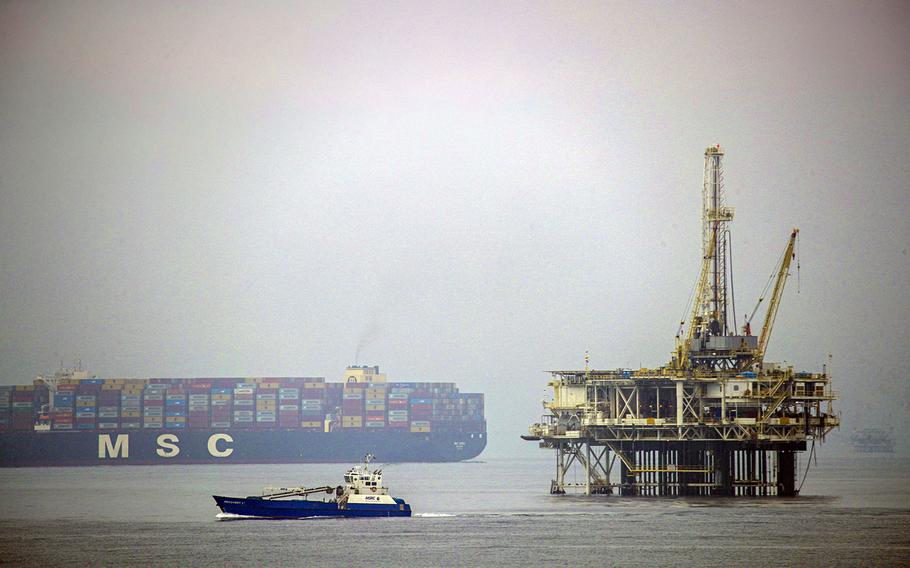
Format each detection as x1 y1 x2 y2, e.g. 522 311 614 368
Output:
213 495 411 518
0 428 486 467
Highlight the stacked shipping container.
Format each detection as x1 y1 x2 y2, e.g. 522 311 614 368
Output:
387 390 409 429
365 384 386 428
98 387 120 429
11 387 34 430
143 386 164 429
233 385 254 426
342 384 363 429
188 384 209 429
256 387 276 426
165 388 186 429
0 387 11 431
53 385 74 430
75 381 98 430
2 374 484 435
278 387 299 428
211 387 232 428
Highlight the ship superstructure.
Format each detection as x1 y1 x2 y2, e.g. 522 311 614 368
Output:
525 146 838 496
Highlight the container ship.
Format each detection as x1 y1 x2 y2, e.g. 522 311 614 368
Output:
0 365 486 467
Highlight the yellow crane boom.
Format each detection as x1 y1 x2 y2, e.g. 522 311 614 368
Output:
756 229 799 366
676 225 718 371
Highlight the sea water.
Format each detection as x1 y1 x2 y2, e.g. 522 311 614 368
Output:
0 454 907 566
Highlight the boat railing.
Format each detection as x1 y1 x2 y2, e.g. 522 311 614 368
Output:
260 486 336 500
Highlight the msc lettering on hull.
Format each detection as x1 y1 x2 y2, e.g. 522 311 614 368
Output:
97 433 234 459
98 434 129 458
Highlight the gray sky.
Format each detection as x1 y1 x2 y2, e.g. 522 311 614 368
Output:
1 1 908 456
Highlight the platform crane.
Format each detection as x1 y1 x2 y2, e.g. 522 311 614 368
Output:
753 229 799 368
675 225 719 372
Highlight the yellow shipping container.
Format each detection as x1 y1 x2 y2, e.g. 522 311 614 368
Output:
15 385 35 391
304 382 326 389
410 426 431 433
76 400 95 407
120 411 141 418
365 404 385 412
165 416 186 423
260 382 280 389
300 421 322 428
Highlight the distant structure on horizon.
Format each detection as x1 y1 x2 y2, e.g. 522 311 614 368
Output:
850 427 894 454
524 145 839 497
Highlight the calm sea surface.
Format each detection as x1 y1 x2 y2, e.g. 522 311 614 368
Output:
0 453 908 566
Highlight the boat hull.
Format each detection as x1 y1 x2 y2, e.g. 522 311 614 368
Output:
213 495 411 518
0 428 486 467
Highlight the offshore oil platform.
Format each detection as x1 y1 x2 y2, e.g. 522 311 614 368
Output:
524 145 839 497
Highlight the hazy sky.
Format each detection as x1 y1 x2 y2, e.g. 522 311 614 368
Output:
1 1 908 455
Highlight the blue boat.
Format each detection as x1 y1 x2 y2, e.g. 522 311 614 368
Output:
213 455 412 518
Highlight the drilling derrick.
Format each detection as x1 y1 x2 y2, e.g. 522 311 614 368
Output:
675 146 758 372
525 146 839 497
701 144 732 338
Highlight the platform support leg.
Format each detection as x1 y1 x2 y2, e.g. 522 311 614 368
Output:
777 450 797 497
551 443 566 494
